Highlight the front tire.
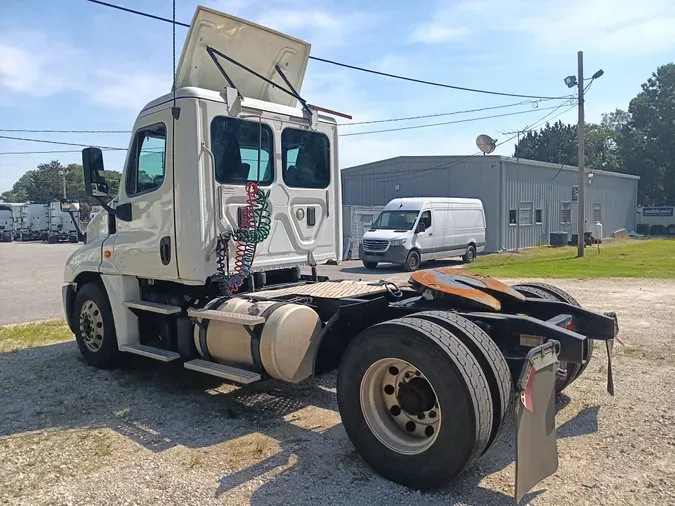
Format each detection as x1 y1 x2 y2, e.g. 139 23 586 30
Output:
462 244 476 263
403 250 421 272
73 282 121 368
362 261 378 270
337 318 493 490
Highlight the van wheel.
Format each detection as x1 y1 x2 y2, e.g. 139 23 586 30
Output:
462 245 476 264
403 250 421 272
73 283 121 368
363 261 378 270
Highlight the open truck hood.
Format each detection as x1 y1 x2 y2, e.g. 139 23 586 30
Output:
175 6 311 108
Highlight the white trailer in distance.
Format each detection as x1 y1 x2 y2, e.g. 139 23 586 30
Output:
62 6 618 503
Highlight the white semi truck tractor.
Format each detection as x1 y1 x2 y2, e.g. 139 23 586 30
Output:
62 6 618 502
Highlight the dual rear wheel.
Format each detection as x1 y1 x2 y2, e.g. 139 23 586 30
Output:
337 313 512 490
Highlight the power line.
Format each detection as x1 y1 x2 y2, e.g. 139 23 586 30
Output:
85 0 573 101
338 105 563 137
362 101 576 185
0 134 126 150
338 100 544 126
0 129 131 134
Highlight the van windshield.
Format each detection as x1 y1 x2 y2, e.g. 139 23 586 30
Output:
370 210 419 231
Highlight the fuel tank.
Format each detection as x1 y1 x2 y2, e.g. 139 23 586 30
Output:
193 298 322 383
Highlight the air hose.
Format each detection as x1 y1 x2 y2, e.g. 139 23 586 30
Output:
216 182 271 295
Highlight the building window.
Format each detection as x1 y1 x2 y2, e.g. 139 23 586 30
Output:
535 209 543 224
509 209 517 225
560 202 572 224
593 203 602 222
126 123 166 197
519 201 533 226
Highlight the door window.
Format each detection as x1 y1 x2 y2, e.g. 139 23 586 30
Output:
211 116 274 186
282 128 330 189
126 124 166 197
420 210 432 229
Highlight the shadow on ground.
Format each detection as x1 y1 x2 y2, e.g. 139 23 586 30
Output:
0 342 599 506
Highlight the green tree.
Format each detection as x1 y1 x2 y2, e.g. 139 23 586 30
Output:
0 161 121 215
513 120 577 165
620 63 675 205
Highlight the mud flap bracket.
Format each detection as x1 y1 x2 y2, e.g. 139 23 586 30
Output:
515 340 560 504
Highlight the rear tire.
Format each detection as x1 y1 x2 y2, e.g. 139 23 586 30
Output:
403 250 421 272
511 282 591 393
47 235 59 244
405 311 513 451
337 317 493 490
462 244 476 264
667 224 675 236
73 282 121 368
362 261 378 270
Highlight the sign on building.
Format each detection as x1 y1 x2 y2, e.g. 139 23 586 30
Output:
642 206 674 217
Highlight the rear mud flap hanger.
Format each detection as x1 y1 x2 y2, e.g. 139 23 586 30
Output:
205 45 352 129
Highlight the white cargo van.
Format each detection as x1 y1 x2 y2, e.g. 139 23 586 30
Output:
359 197 486 271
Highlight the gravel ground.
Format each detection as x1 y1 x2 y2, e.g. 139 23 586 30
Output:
0 242 79 325
1 277 675 505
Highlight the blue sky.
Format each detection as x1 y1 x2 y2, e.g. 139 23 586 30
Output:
2 0 675 194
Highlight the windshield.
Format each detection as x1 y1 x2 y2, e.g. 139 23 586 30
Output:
371 210 419 230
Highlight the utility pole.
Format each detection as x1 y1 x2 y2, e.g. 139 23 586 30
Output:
576 51 585 258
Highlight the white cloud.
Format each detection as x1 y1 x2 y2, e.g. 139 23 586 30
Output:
0 32 167 111
412 0 675 54
409 25 469 44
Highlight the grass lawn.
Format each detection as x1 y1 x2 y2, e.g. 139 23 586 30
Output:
468 238 675 278
0 320 73 353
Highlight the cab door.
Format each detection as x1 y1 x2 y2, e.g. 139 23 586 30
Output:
108 109 178 280
414 209 434 260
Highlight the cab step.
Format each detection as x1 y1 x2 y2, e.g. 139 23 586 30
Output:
119 344 181 362
187 309 265 325
184 359 261 384
123 300 183 315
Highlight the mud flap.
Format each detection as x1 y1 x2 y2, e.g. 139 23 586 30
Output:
515 340 559 504
606 339 614 396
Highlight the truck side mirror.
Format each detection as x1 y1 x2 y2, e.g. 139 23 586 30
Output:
59 200 80 213
416 222 426 233
82 147 109 197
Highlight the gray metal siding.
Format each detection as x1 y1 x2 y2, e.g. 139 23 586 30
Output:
342 155 638 253
342 156 501 251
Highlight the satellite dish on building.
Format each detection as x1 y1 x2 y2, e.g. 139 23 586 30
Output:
476 134 497 155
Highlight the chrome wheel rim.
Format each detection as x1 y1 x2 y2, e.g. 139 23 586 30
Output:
79 300 104 352
360 358 441 455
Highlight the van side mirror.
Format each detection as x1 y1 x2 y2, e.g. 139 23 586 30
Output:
416 222 427 233
60 200 80 213
82 147 109 197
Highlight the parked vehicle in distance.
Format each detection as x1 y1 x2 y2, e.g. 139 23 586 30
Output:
359 197 486 271
47 201 81 243
0 204 13 242
20 203 50 241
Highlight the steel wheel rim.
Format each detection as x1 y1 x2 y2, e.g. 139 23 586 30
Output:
469 248 475 261
79 300 104 352
360 358 441 455
409 254 419 269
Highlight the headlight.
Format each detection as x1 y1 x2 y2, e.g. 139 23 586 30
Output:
390 239 407 246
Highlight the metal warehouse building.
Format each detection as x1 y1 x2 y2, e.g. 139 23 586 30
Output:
342 155 639 253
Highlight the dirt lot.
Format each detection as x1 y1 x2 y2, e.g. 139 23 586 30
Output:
2 277 675 505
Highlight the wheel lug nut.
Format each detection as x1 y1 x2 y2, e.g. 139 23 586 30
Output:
414 370 420 376
429 411 436 418
417 413 425 420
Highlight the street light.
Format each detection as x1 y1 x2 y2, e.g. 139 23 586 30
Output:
58 169 67 200
565 51 604 258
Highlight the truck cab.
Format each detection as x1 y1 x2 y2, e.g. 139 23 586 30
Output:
65 6 342 294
